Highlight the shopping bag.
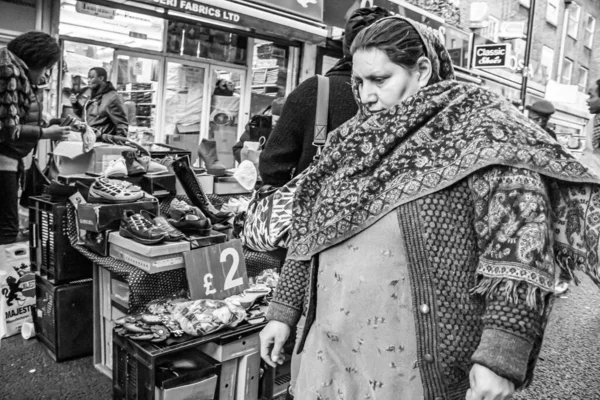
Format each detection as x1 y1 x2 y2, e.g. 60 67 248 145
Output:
240 170 304 252
0 243 35 339
183 239 249 301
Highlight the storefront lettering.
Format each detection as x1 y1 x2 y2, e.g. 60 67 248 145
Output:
137 0 242 23
473 44 509 69
179 1 241 22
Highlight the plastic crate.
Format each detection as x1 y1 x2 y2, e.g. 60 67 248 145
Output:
113 323 264 400
28 195 93 283
33 274 93 362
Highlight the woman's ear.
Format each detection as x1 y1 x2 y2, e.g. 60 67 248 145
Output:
416 56 433 87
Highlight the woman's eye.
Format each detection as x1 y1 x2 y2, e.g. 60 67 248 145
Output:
374 78 385 84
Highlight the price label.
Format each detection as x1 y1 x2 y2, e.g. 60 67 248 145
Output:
183 239 249 300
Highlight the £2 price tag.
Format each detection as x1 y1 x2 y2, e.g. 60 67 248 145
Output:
183 239 249 300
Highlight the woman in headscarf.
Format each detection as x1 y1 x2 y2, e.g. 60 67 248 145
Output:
259 16 600 400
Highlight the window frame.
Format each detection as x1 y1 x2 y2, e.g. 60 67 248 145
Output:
561 58 573 85
567 3 581 39
577 66 588 92
540 45 555 81
546 0 559 26
584 13 596 48
482 15 500 42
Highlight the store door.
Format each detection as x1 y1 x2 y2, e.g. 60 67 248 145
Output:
163 60 209 166
113 51 163 143
207 65 246 168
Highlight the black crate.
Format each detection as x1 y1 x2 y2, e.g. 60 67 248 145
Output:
113 323 264 400
28 196 93 283
33 274 93 362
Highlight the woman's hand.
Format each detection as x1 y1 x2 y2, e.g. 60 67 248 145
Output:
41 126 71 141
466 363 515 400
259 320 291 368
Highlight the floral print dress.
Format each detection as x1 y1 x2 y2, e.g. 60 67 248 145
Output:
294 211 424 400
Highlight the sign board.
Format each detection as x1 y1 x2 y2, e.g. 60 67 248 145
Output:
473 43 510 69
135 0 243 24
249 0 323 22
76 1 116 19
183 239 249 301
498 21 526 39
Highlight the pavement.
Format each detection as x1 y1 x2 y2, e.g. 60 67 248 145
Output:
0 275 599 400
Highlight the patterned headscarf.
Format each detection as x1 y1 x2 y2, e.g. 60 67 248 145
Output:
287 16 600 288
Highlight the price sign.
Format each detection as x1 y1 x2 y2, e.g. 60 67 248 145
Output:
183 239 249 300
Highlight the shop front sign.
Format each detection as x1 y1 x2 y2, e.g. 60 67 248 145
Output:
136 0 243 23
75 1 116 19
473 44 509 69
248 0 323 22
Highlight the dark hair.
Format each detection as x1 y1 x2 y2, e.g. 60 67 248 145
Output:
343 7 393 56
89 67 108 81
7 31 60 70
595 79 600 96
350 18 425 70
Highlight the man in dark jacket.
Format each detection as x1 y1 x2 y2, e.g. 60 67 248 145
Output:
526 99 557 140
72 67 128 140
259 7 392 187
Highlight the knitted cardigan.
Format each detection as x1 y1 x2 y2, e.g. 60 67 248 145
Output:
258 67 359 186
268 165 554 400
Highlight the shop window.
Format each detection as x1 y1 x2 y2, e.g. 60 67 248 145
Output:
540 46 554 81
166 21 247 66
115 54 161 142
577 66 588 93
584 14 595 48
567 3 581 39
546 0 559 26
59 0 164 52
61 41 114 118
560 58 573 85
249 39 291 128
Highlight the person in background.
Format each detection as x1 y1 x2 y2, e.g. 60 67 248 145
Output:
526 100 557 140
232 97 285 164
259 16 600 400
0 31 71 244
587 79 600 150
71 67 128 140
259 7 392 187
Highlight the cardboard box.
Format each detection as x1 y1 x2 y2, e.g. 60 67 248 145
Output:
108 232 190 255
140 173 176 197
54 143 132 175
109 243 186 274
198 332 260 362
155 375 218 400
77 198 159 233
213 176 251 195
83 230 113 256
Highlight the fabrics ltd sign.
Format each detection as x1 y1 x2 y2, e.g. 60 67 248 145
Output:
473 44 509 69
136 0 242 23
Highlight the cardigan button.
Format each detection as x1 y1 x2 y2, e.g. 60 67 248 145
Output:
419 304 430 314
424 354 434 363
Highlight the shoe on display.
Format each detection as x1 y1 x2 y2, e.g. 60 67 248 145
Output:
168 214 212 237
139 156 169 174
88 178 144 204
123 150 147 176
197 139 226 176
102 157 128 178
140 210 185 242
119 210 168 245
169 198 206 221
109 179 142 192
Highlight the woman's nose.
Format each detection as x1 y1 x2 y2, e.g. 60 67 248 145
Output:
360 83 376 105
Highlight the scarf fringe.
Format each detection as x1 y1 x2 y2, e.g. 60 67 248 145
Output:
470 276 552 311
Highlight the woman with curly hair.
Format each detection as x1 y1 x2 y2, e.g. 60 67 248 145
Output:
0 31 70 244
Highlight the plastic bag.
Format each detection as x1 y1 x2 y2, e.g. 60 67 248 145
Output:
171 299 246 336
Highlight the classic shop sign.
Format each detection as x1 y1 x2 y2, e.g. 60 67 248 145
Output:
136 0 242 23
473 44 509 69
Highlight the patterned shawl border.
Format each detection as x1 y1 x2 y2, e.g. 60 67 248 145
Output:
288 157 600 262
